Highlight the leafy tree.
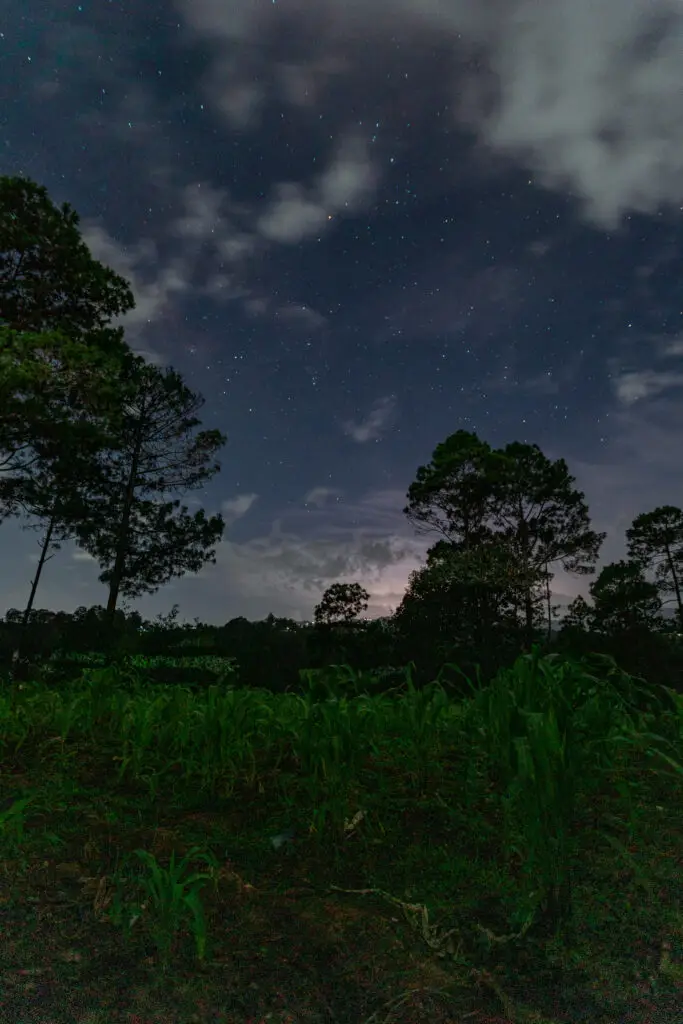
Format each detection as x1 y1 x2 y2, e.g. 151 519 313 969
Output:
0 607 65 667
425 536 545 591
314 582 370 625
1 329 143 671
404 430 494 546
72 357 227 623
0 326 135 524
626 505 683 630
394 537 538 679
484 442 605 645
264 613 300 632
560 594 593 633
589 560 663 635
2 332 139 619
153 604 182 631
1 176 137 530
59 605 143 656
554 594 596 657
404 432 604 648
0 175 134 337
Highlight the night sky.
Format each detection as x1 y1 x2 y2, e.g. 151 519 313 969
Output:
2 0 683 625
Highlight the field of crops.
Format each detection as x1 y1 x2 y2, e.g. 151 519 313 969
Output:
1 648 683 1023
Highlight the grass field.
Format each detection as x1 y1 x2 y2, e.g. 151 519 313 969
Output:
1 650 682 1023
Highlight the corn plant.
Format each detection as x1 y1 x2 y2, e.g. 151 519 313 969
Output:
293 697 362 838
115 696 166 783
0 795 35 853
0 692 33 754
194 688 278 794
394 671 453 793
287 678 380 839
110 845 219 968
458 647 682 931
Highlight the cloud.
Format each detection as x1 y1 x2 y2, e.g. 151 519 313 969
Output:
199 273 249 303
658 334 683 358
165 183 262 298
79 222 191 341
192 487 429 620
488 368 561 397
257 185 327 244
343 396 397 443
168 181 230 241
72 551 96 563
79 180 265 353
207 77 264 130
609 395 683 471
257 135 377 243
612 369 683 405
167 183 257 265
175 0 683 228
239 298 328 328
221 493 259 523
304 487 342 507
317 135 377 209
473 0 683 228
198 479 638 623
1 487 425 623
202 534 417 620
276 304 327 330
527 239 553 257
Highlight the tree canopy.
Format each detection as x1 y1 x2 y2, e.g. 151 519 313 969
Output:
404 431 605 646
0 174 134 338
71 357 227 621
314 582 370 625
1 176 227 638
626 505 683 630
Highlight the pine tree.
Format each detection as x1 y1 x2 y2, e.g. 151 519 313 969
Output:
72 357 227 623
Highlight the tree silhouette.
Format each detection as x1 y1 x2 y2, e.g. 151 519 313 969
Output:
72 357 227 623
626 505 683 631
314 582 370 625
404 432 604 647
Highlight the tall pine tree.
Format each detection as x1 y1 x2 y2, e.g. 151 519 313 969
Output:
72 357 227 623
626 506 683 631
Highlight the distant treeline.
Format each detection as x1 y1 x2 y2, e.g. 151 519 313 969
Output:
3 601 683 698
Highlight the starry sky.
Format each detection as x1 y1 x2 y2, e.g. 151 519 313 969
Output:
2 0 683 626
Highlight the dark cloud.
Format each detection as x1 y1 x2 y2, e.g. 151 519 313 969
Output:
177 0 683 226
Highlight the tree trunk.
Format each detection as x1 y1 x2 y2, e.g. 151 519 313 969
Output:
665 544 683 632
524 590 534 650
516 504 535 650
11 515 56 668
105 430 143 626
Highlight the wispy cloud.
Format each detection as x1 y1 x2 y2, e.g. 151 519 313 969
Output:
78 177 265 357
167 181 231 241
612 369 683 406
343 396 397 443
656 334 683 358
72 551 96 562
78 223 188 365
257 134 377 244
304 487 342 507
276 304 328 330
0 487 426 623
194 487 428 620
176 0 683 228
221 493 259 523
